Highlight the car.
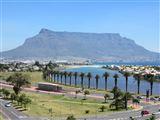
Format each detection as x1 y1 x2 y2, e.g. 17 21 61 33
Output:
141 110 149 116
152 111 160 115
150 97 157 101
5 103 11 107
137 96 145 99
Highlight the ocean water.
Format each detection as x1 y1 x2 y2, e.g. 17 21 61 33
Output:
63 66 160 95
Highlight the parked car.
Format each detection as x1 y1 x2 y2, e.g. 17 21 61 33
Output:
5 102 11 107
137 96 145 99
141 110 149 116
152 111 160 115
150 97 157 101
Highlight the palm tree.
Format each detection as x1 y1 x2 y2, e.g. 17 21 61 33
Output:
133 73 142 94
56 71 60 83
103 72 109 90
95 74 100 89
63 71 68 85
52 71 56 82
68 72 73 86
145 74 155 96
79 72 85 90
113 74 119 88
87 72 92 89
73 72 78 87
123 72 131 110
60 72 63 84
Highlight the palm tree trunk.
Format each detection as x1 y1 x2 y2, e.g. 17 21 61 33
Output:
125 77 128 110
75 76 77 86
96 79 98 89
69 77 71 85
137 79 140 94
81 78 84 90
65 76 67 85
150 82 153 95
88 78 90 89
105 78 107 90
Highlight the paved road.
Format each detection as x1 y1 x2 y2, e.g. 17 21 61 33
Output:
77 103 160 120
0 83 160 120
0 99 49 120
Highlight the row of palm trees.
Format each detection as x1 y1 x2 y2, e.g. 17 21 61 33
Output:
43 70 155 96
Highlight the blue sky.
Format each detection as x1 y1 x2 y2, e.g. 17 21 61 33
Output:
0 0 159 52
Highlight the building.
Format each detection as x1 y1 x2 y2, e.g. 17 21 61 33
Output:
38 82 62 91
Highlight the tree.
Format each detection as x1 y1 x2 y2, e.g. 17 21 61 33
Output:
60 72 64 84
103 72 109 90
2 89 10 99
99 105 107 112
56 71 60 83
123 72 131 110
110 88 125 110
22 97 32 109
6 73 31 95
95 74 100 89
63 71 68 85
10 93 17 102
79 72 85 90
113 74 119 88
132 98 140 106
66 115 76 120
133 73 142 94
75 90 80 99
86 72 92 89
104 93 110 103
68 72 73 86
73 72 78 87
83 90 90 100
145 74 155 96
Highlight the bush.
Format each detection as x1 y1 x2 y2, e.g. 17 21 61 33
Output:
99 105 107 112
85 110 90 114
66 115 76 120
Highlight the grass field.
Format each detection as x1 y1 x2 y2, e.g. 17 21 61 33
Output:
19 91 110 118
0 72 45 86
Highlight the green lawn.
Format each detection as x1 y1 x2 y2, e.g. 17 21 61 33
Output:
20 91 110 118
0 72 45 86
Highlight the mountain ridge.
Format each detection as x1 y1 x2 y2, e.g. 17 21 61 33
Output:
2 28 159 62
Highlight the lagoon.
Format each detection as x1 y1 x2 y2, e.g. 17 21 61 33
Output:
64 66 160 95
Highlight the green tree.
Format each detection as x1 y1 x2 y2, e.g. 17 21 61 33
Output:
2 89 10 99
80 72 85 90
110 88 125 110
133 73 142 94
113 74 119 88
68 72 73 86
83 90 90 100
6 73 30 95
95 74 100 89
22 97 32 109
123 72 131 110
104 93 110 103
60 72 64 84
10 93 17 102
66 115 76 120
99 105 107 112
145 74 155 96
103 72 109 90
63 71 68 85
73 72 78 87
87 72 92 89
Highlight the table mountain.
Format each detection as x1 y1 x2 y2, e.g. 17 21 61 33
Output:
2 28 159 62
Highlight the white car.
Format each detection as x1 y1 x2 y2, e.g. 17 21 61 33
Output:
152 112 160 115
5 103 11 107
